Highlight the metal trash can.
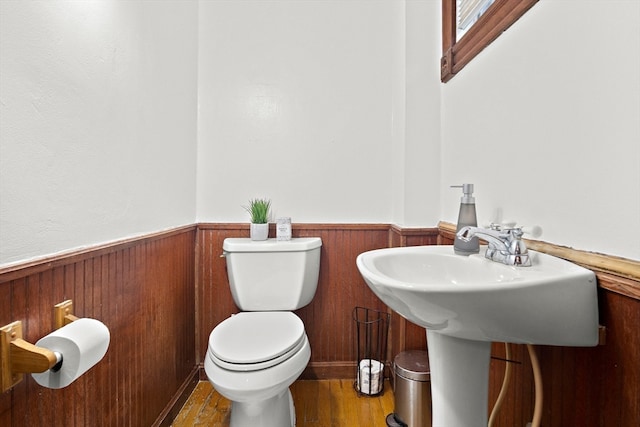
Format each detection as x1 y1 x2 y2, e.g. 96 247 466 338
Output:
389 350 431 427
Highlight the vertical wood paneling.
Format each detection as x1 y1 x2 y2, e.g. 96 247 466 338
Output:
195 226 243 367
195 224 390 379
295 226 389 373
2 223 638 426
0 227 196 427
0 279 11 424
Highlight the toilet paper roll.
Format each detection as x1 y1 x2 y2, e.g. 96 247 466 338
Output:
31 318 110 389
358 359 383 394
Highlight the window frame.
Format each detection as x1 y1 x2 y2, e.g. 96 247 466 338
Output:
441 0 539 82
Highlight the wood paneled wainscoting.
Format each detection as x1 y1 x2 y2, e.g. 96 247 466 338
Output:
0 227 197 427
2 222 639 426
197 223 640 426
196 223 396 380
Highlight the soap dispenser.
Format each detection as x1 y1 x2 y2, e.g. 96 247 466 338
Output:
451 183 479 255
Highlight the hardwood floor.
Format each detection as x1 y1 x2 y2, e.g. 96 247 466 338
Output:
171 380 395 427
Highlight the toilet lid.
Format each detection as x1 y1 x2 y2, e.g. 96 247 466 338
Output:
209 312 305 369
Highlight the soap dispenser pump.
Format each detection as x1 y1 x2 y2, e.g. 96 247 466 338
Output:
451 183 479 255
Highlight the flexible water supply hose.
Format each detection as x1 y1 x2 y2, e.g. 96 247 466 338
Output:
527 344 543 427
488 343 543 427
488 343 512 427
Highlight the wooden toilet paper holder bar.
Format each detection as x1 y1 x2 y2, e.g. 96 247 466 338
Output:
0 299 77 392
54 299 79 329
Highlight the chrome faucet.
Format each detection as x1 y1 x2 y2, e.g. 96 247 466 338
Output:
456 224 532 266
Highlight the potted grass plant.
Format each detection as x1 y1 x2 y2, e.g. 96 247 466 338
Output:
244 198 271 241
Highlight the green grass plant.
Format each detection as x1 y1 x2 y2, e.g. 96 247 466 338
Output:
243 198 271 224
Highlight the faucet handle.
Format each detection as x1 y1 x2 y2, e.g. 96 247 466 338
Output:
520 225 543 238
506 227 524 238
503 225 543 239
486 220 517 230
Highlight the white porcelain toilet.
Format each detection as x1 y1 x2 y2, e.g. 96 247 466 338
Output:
204 237 322 427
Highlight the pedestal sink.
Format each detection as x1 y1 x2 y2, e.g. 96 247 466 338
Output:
356 245 598 427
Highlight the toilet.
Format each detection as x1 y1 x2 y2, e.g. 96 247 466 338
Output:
204 237 322 427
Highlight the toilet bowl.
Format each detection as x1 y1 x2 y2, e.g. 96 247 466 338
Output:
205 312 310 426
204 237 322 427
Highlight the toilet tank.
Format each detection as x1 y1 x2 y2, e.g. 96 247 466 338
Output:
222 237 322 311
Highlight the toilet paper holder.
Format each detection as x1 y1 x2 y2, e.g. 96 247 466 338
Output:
0 299 78 392
54 299 79 329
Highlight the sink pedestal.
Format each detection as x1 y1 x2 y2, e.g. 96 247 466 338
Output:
427 330 491 427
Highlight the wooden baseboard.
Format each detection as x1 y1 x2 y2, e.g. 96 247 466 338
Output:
153 367 200 427
192 361 381 383
301 361 356 380
192 361 381 387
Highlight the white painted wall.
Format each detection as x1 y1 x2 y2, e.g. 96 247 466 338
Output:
196 0 441 226
2 0 637 265
0 1 199 266
440 0 640 260
196 0 394 224
389 0 442 227
403 0 442 226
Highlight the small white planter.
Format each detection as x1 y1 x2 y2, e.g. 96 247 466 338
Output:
250 223 269 241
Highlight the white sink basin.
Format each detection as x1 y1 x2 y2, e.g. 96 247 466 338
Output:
356 245 599 427
356 245 599 345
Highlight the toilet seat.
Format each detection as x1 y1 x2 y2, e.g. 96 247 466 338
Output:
208 312 306 372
